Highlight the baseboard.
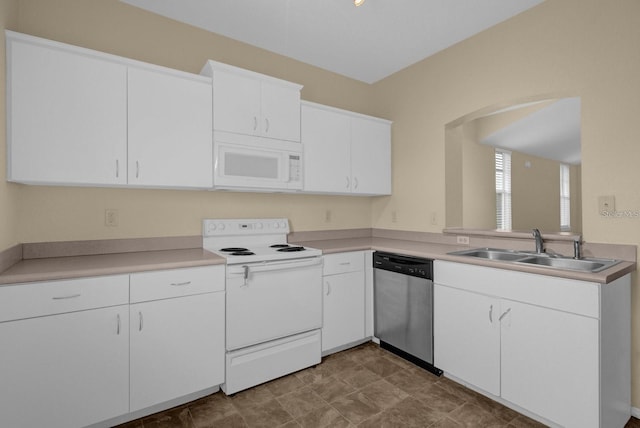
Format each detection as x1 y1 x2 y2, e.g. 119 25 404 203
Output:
631 407 640 418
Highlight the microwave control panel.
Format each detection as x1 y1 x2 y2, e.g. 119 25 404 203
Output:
289 155 301 183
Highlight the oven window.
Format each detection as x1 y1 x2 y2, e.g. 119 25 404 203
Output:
225 153 279 179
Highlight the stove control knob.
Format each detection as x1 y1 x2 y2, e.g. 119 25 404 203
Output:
256 223 263 229
208 223 217 232
274 222 280 229
218 223 226 231
279 221 287 229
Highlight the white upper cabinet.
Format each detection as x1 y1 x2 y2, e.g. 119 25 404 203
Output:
302 104 352 193
6 31 213 189
7 31 128 186
202 60 302 142
127 67 213 188
351 116 392 195
302 101 392 196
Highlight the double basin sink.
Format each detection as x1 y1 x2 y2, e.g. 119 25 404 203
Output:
448 248 621 273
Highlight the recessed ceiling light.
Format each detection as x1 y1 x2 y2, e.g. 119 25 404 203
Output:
354 0 365 6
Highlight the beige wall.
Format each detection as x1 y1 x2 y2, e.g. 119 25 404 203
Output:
511 151 560 232
0 0 19 250
371 0 640 405
2 0 377 241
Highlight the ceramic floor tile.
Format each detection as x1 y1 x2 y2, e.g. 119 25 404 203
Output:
237 398 294 428
330 391 382 425
141 406 194 428
276 386 327 419
110 342 640 428
189 393 238 427
295 404 351 428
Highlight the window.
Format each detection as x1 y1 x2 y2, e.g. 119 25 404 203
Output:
495 150 512 230
560 164 571 231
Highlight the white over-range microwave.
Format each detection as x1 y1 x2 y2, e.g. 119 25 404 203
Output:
213 131 303 192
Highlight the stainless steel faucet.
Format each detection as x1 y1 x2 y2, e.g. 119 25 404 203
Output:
573 238 582 259
532 229 544 254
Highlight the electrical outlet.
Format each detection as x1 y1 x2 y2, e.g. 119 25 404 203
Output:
391 211 397 223
598 195 615 215
325 209 332 223
105 209 119 227
456 236 470 245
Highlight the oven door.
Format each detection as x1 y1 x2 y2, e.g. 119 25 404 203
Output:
226 257 322 351
213 132 302 191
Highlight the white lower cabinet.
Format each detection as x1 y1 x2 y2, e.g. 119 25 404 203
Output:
322 252 365 353
0 276 130 428
0 265 226 428
129 266 225 412
130 293 225 412
434 260 630 428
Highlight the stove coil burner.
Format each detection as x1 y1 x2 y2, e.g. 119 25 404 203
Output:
269 244 290 248
220 247 249 252
231 251 255 256
277 246 306 252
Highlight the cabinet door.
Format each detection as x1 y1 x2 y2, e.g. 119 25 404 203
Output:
322 270 365 352
212 70 261 136
128 67 213 188
8 37 127 185
351 117 391 195
0 306 129 428
434 285 500 395
261 82 301 142
302 104 352 193
500 300 599 428
130 292 225 412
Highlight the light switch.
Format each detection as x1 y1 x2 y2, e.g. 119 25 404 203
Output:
598 196 615 215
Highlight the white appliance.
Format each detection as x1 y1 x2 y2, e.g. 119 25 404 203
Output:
213 132 303 192
202 218 322 394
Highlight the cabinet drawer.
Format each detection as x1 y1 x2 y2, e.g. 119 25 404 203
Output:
323 252 364 276
0 275 129 322
130 265 224 303
435 261 600 318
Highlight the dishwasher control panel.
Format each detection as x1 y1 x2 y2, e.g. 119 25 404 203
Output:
373 251 433 279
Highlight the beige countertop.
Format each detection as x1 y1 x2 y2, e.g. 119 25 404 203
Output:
295 237 636 284
0 248 224 285
0 235 634 286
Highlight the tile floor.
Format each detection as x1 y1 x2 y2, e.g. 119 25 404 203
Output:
117 342 639 428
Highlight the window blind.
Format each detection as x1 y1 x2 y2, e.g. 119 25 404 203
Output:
496 150 512 230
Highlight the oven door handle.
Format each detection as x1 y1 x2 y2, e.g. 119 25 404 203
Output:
228 257 322 275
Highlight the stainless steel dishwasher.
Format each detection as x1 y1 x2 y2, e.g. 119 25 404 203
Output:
373 251 442 375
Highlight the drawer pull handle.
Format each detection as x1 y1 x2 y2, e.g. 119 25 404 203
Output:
52 294 81 300
499 308 511 322
170 281 192 287
339 262 351 266
117 314 121 335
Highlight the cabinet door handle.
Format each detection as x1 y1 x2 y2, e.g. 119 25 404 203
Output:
489 304 493 323
52 293 81 300
325 281 331 296
499 308 511 321
136 161 140 179
116 159 119 178
253 116 258 131
354 177 359 189
117 314 121 335
139 311 144 331
170 281 192 287
346 177 350 189
265 118 270 133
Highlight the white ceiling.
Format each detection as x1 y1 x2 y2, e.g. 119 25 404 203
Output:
481 97 582 165
121 0 544 84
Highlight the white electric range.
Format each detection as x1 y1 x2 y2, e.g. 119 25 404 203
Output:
203 218 323 395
